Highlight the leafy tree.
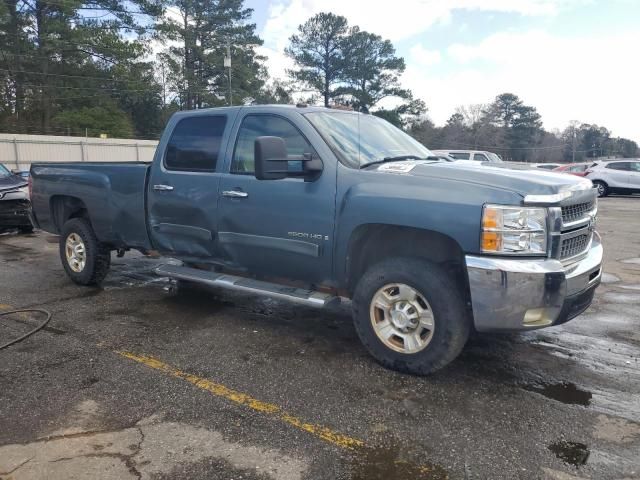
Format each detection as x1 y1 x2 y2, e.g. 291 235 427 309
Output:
251 79 294 105
0 0 163 136
337 27 408 112
156 0 265 110
373 97 426 129
579 123 610 159
408 118 441 149
52 102 135 138
484 93 542 161
285 12 349 107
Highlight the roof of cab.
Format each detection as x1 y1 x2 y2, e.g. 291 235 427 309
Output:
170 104 361 118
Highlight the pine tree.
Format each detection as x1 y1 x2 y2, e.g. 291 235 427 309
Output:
156 0 264 110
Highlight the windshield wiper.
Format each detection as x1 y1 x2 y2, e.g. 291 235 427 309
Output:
360 155 428 169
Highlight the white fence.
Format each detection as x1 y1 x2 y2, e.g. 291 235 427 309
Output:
0 133 159 171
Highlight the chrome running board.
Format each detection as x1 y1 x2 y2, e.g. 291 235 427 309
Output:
156 264 340 308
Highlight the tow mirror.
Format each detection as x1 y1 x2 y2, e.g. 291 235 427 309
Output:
254 136 323 181
255 136 288 180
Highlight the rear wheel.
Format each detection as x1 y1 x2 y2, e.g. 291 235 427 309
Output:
59 218 111 285
18 225 34 234
352 257 470 375
593 180 608 197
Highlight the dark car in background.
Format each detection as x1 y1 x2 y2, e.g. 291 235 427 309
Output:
0 163 33 233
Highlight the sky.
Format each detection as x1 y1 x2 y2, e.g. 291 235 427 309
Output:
243 0 640 143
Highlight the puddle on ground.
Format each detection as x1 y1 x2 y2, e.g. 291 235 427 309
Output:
523 382 592 406
547 440 589 466
349 442 448 480
600 272 620 283
602 292 640 304
619 284 640 291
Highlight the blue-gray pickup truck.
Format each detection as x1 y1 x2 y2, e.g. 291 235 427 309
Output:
30 105 602 374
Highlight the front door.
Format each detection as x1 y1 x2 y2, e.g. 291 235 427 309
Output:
147 112 235 258
628 161 640 190
217 111 336 284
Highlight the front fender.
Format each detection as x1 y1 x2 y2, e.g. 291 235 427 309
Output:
333 166 523 285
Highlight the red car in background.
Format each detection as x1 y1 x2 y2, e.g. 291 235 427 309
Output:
553 163 591 177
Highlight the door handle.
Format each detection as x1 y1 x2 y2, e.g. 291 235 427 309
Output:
222 190 248 198
153 184 174 192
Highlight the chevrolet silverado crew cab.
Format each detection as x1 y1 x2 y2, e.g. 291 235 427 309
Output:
30 105 602 374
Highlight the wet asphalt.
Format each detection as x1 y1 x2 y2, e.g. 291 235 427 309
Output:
0 197 639 479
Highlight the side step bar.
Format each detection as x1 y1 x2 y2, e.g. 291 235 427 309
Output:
155 264 340 308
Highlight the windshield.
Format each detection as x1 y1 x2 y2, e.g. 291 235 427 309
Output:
0 164 11 177
304 112 433 168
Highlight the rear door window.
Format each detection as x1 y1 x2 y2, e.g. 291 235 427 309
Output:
165 116 227 172
473 153 489 161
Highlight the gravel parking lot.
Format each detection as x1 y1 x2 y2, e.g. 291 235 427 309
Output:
1 197 639 480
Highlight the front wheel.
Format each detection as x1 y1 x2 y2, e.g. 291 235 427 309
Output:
59 218 111 285
352 257 470 375
593 180 609 197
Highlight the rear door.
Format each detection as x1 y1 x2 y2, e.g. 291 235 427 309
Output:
603 162 630 188
147 111 237 257
217 110 337 284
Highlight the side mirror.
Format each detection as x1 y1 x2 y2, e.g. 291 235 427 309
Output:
255 136 288 180
254 136 323 181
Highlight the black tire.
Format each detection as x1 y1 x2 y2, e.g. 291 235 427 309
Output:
352 257 470 375
59 218 111 285
593 180 608 197
18 225 34 234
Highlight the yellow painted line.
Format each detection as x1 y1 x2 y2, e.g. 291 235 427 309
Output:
116 350 364 450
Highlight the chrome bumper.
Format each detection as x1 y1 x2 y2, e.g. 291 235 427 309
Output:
466 232 603 332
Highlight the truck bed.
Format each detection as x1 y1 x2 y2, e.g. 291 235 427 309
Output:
31 162 152 250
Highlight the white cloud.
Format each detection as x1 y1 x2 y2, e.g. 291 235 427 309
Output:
258 0 580 80
410 44 442 67
403 29 640 141
261 0 578 46
255 0 639 142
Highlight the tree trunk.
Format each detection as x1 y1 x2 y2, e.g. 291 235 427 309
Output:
35 0 50 133
6 0 24 119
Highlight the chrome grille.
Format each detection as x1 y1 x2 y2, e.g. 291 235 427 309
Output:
560 233 591 259
562 201 594 224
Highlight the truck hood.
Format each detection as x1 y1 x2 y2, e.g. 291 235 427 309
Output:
374 160 592 198
0 173 27 192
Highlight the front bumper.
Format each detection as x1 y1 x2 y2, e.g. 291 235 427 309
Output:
0 199 33 229
466 232 602 332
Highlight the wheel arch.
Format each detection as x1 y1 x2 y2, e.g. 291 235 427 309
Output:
344 224 471 303
50 195 91 233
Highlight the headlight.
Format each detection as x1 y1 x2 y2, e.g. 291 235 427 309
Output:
481 205 547 255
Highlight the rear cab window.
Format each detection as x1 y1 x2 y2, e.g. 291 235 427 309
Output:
164 116 227 172
450 152 470 160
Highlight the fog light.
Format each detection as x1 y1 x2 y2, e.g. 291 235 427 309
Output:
523 308 553 327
